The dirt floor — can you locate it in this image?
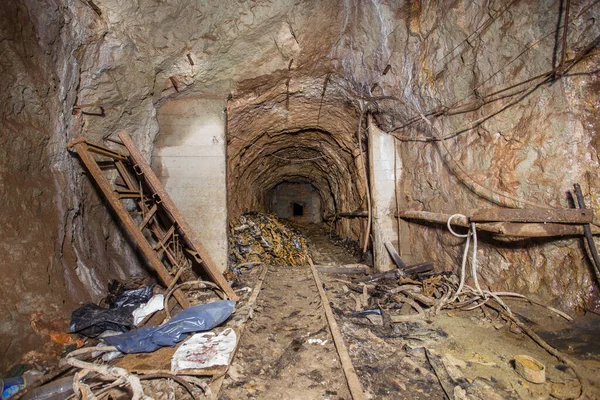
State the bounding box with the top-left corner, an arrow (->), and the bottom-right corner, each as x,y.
219,265 -> 351,399
220,222 -> 600,400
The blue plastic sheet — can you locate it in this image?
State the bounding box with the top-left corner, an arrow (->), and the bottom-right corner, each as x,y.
104,300 -> 236,353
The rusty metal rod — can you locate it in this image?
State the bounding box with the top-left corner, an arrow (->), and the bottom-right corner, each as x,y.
573,184 -> 600,284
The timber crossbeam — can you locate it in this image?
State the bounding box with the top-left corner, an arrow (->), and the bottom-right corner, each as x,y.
396,209 -> 599,238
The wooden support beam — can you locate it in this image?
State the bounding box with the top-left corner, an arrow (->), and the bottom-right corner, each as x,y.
117,131 -> 238,301
397,210 -> 600,237
470,208 -> 593,224
384,242 -> 407,269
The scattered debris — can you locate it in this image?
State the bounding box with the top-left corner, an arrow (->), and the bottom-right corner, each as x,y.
1,377 -> 26,399
307,338 -> 328,346
68,303 -> 135,337
315,263 -> 371,275
68,284 -> 154,337
104,300 -> 236,353
132,294 -> 165,325
229,213 -> 310,266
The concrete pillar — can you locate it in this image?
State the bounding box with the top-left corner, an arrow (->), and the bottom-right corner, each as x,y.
152,97 -> 229,271
368,115 -> 398,271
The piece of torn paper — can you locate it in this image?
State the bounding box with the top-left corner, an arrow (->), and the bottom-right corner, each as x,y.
171,328 -> 237,372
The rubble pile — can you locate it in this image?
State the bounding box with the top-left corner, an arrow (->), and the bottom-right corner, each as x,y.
229,213 -> 310,267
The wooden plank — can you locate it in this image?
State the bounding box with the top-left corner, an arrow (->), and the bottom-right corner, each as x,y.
384,241 -> 407,269
491,222 -> 600,237
315,265 -> 370,275
114,335 -> 228,377
470,208 -> 593,224
309,258 -> 366,400
70,141 -> 190,309
398,209 -> 600,237
425,348 -> 456,400
118,131 -> 238,301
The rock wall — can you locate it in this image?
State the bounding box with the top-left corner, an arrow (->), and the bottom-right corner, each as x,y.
0,0 -> 147,370
367,0 -> 600,312
269,183 -> 322,223
1,0 -> 598,370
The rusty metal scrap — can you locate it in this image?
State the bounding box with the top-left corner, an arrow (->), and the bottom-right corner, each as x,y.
67,132 -> 238,306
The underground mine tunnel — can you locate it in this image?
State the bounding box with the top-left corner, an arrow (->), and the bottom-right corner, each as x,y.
2,0 -> 600,398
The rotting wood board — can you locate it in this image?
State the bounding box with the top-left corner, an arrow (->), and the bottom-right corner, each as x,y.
113,339 -> 228,377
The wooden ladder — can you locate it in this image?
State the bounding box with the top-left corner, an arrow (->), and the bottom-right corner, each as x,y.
67,131 -> 238,308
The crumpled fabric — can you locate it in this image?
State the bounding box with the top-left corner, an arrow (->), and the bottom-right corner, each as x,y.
104,300 -> 236,353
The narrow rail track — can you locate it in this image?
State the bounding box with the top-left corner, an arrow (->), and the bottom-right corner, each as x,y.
219,265 -> 356,399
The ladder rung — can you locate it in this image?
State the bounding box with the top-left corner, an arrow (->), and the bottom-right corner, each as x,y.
115,189 -> 142,199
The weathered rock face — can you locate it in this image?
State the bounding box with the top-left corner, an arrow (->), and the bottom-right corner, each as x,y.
0,0 -> 147,370
0,0 -> 598,369
368,0 -> 600,313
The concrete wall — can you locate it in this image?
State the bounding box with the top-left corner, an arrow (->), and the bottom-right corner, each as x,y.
270,183 -> 322,223
152,97 -> 228,271
368,117 -> 398,272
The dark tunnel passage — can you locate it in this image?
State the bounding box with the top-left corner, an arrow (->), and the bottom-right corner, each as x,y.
268,182 -> 322,223
226,76 -> 369,242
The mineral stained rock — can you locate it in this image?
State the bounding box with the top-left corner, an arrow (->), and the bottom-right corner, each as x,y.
1,0 -> 599,370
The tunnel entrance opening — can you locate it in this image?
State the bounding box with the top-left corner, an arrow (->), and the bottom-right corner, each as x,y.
292,202 -> 304,217
225,82 -> 369,252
